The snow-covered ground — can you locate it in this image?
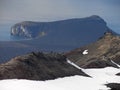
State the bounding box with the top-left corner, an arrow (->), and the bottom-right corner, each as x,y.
0,61 -> 120,90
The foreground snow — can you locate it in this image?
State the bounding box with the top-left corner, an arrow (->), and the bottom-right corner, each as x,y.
0,59 -> 120,90
0,66 -> 120,90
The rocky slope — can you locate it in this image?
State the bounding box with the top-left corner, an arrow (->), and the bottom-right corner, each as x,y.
66,32 -> 120,68
0,52 -> 88,80
116,73 -> 120,76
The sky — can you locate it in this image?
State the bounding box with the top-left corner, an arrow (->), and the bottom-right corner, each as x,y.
0,0 -> 120,33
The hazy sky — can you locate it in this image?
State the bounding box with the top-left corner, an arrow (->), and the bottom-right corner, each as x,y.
0,0 -> 120,33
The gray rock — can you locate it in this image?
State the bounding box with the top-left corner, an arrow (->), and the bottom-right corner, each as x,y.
0,52 -> 89,80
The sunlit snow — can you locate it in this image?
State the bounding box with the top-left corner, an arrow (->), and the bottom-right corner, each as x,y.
67,59 -> 82,70
82,50 -> 88,55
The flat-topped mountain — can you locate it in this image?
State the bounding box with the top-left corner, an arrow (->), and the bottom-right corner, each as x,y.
11,15 -> 110,39
66,32 -> 120,68
11,15 -> 116,46
0,52 -> 88,80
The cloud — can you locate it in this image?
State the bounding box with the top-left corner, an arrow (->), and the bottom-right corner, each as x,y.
0,0 -> 78,22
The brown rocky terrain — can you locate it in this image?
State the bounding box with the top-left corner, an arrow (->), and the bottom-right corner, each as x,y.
0,52 -> 88,80
66,32 -> 120,68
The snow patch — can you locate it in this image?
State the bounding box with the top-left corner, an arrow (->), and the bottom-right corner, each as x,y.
111,60 -> 120,68
67,59 -> 82,70
82,50 -> 88,55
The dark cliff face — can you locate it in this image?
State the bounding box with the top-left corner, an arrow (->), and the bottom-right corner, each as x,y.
65,32 -> 120,68
0,52 -> 88,80
11,15 -> 114,43
11,21 -> 44,38
11,15 -> 108,38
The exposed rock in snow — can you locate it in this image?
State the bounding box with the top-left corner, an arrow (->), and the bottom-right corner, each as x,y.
106,83 -> 120,90
65,32 -> 120,68
0,52 -> 88,80
0,55 -> 119,90
0,67 -> 120,90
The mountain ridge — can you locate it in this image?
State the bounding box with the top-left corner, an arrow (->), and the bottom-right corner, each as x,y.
11,15 -> 112,38
65,32 -> 120,68
0,52 -> 88,80
13,15 -> 105,25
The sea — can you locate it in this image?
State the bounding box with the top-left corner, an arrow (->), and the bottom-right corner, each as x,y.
0,25 -> 26,41
0,25 -> 12,41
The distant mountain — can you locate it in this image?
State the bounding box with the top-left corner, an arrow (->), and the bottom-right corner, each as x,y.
65,32 -> 120,68
0,52 -> 88,80
0,15 -> 118,63
11,15 -> 110,38
11,15 -> 116,47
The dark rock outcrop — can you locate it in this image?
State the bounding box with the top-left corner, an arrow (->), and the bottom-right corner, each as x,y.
116,73 -> 120,76
106,83 -> 120,90
0,52 -> 88,80
66,32 -> 120,68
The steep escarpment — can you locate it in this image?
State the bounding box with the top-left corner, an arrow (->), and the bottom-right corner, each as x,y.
11,15 -> 109,39
116,73 -> 120,76
0,52 -> 88,80
11,15 -> 115,45
66,32 -> 120,68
